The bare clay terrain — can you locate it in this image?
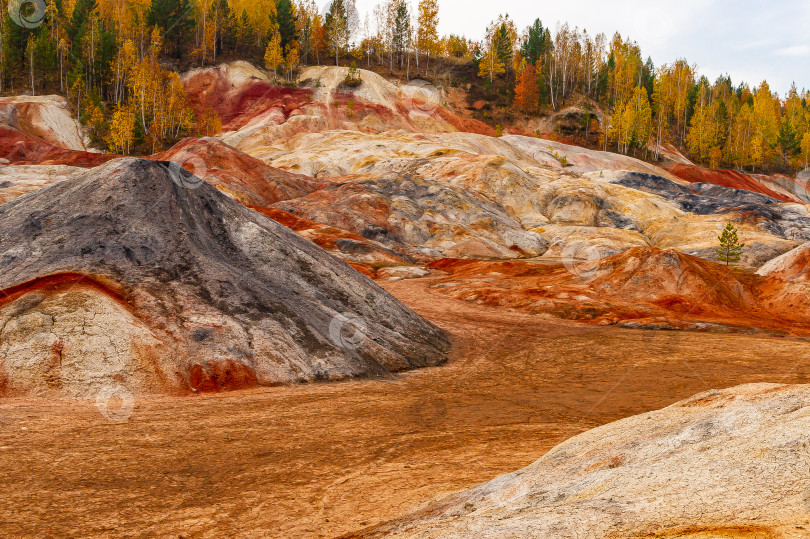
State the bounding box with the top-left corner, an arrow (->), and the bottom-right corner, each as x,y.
2,276 -> 809,538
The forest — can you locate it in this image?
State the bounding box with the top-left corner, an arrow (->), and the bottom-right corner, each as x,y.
2,0 -> 809,172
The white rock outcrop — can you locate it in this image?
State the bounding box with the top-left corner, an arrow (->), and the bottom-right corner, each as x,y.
368,383 -> 810,538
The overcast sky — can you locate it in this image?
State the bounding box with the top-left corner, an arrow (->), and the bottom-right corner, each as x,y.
352,0 -> 810,96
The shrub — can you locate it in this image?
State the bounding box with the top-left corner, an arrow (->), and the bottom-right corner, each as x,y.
344,61 -> 362,88
550,148 -> 570,167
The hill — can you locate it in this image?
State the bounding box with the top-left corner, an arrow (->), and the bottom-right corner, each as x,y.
0,158 -> 449,397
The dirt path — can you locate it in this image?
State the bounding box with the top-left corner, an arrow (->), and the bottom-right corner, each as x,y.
2,276 -> 810,538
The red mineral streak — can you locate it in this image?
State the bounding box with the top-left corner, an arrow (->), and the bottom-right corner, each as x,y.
0,272 -> 129,310
667,163 -> 794,202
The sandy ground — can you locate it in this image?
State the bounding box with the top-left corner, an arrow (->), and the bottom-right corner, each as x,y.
2,276 -> 810,538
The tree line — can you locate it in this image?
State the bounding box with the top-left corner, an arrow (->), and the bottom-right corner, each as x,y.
479,17 -> 810,173
0,0 -> 449,152
1,0 -> 809,173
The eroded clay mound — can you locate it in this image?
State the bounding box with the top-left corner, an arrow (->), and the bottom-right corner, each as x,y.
757,242 -> 810,282
0,95 -> 115,167
273,175 -> 548,260
260,130 -> 808,268
261,129 -> 683,182
297,65 -> 492,136
359,383 -> 810,538
0,158 -> 449,398
182,61 -> 315,133
426,247 -> 810,334
0,95 -> 92,151
0,123 -> 115,167
152,137 -> 329,206
192,62 -> 493,152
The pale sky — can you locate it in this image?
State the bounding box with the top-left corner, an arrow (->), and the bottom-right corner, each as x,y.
351,0 -> 810,96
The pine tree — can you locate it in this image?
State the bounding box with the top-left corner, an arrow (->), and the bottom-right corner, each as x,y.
275,0 -> 297,50
520,19 -> 545,65
146,0 -> 195,58
236,10 -> 252,52
715,222 -> 745,266
641,56 -> 655,98
69,0 -> 97,44
778,118 -> 800,161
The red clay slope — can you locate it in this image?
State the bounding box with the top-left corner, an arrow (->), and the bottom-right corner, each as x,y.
428,247 -> 810,334
183,69 -> 315,131
2,134 -> 328,208
667,163 -> 794,202
152,137 -> 329,206
0,126 -> 118,167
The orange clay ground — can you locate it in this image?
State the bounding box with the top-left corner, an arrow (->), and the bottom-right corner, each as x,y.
2,276 -> 810,538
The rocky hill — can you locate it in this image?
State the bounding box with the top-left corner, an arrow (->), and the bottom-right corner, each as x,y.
0,158 -> 449,398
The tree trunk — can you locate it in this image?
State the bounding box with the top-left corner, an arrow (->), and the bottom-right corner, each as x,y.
29,44 -> 35,96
